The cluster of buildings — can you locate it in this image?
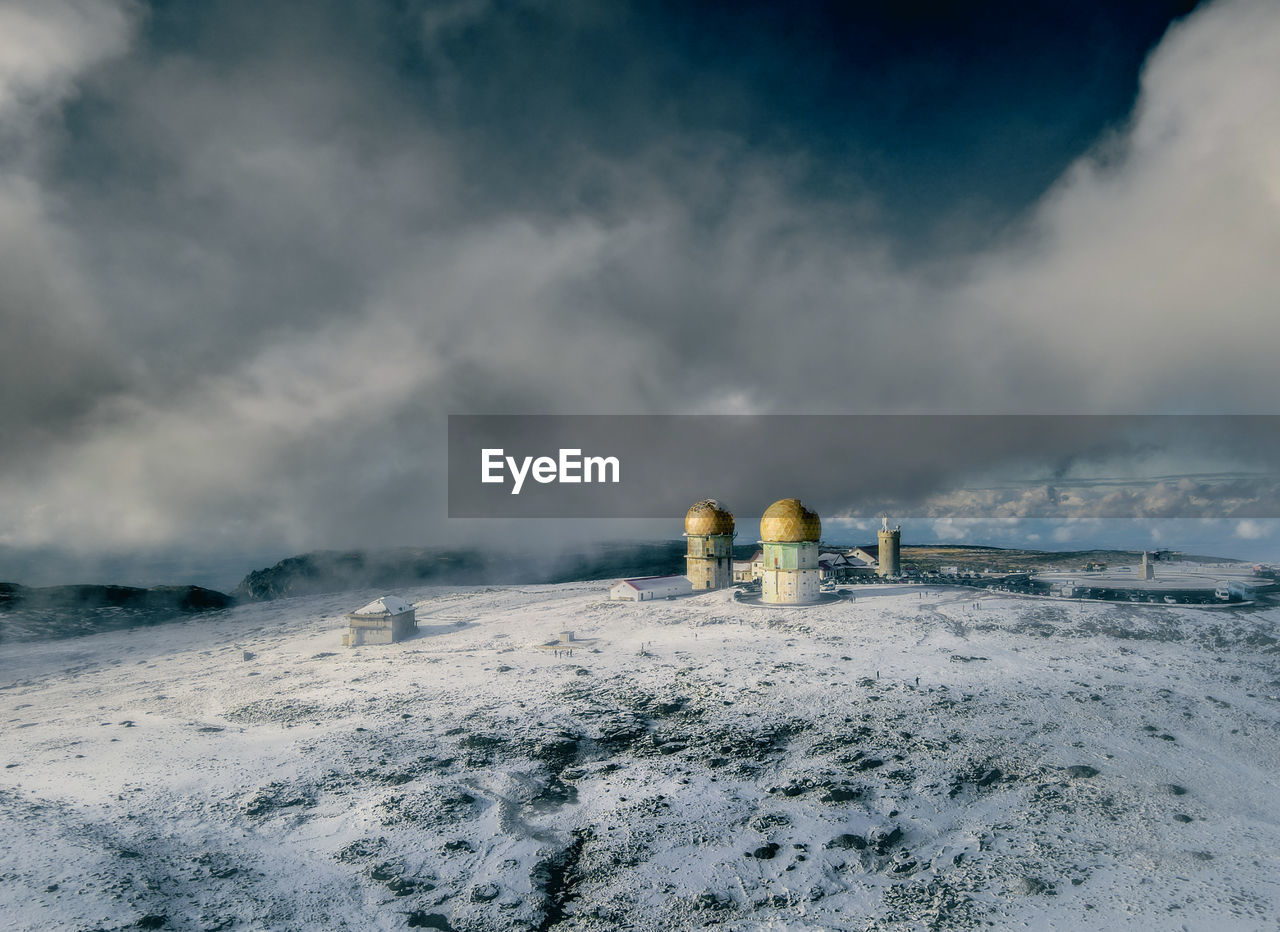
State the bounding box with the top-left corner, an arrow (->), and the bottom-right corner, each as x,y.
344,498 -> 904,644
610,498 -> 902,605
1033,552 -> 1273,604
340,514 -> 1276,645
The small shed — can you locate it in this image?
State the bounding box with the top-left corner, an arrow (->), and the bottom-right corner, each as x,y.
343,595 -> 417,646
536,630 -> 599,652
609,575 -> 693,601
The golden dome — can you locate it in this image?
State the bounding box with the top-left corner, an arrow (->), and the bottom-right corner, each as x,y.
760,498 -> 821,542
684,499 -> 735,536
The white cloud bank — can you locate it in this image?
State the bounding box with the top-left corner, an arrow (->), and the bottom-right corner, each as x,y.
0,0 -> 136,116
965,0 -> 1280,412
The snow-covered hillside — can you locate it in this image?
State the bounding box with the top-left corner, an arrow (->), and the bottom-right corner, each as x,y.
2,584 -> 1278,930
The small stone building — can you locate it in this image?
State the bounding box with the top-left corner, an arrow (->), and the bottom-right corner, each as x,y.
343,595 -> 417,646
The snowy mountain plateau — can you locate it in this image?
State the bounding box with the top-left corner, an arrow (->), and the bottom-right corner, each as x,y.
2,583 -> 1278,930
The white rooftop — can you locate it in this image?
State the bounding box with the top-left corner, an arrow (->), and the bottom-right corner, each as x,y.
618,575 -> 690,592
351,595 -> 415,616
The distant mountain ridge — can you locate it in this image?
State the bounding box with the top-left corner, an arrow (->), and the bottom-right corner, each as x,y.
232,542 -> 691,601
1,542 -> 1248,643
0,583 -> 234,643
0,583 -> 233,612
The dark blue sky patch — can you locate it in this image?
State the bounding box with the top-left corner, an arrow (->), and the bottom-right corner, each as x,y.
117,0 -> 1202,245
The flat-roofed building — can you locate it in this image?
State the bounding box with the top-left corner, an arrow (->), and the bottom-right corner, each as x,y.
609,575 -> 693,601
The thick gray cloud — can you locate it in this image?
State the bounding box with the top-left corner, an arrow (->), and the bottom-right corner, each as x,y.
1,0 -> 1277,563
0,0 -> 139,465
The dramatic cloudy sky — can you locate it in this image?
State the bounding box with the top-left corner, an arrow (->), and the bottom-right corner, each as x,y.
3,0 -> 1279,580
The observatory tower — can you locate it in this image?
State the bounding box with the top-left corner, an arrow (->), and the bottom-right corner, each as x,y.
877,515 -> 901,577
759,498 -> 822,604
684,500 -> 735,590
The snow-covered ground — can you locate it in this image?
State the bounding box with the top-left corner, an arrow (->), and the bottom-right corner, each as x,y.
2,584 -> 1278,931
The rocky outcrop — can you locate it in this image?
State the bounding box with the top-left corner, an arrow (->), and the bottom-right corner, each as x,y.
0,583 -> 233,642
232,541 -> 695,601
0,582 -> 232,613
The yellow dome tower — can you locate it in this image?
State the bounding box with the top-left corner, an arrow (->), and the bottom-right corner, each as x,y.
684,500 -> 735,590
759,498 -> 822,604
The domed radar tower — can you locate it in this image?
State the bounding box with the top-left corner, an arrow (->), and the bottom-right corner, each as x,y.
684,500 -> 736,590
877,515 -> 901,578
759,498 -> 822,604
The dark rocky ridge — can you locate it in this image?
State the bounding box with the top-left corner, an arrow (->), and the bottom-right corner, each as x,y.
0,583 -> 232,613
232,542 -> 692,601
0,583 -> 234,643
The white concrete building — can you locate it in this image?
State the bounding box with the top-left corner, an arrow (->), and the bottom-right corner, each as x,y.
609,575 -> 693,601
